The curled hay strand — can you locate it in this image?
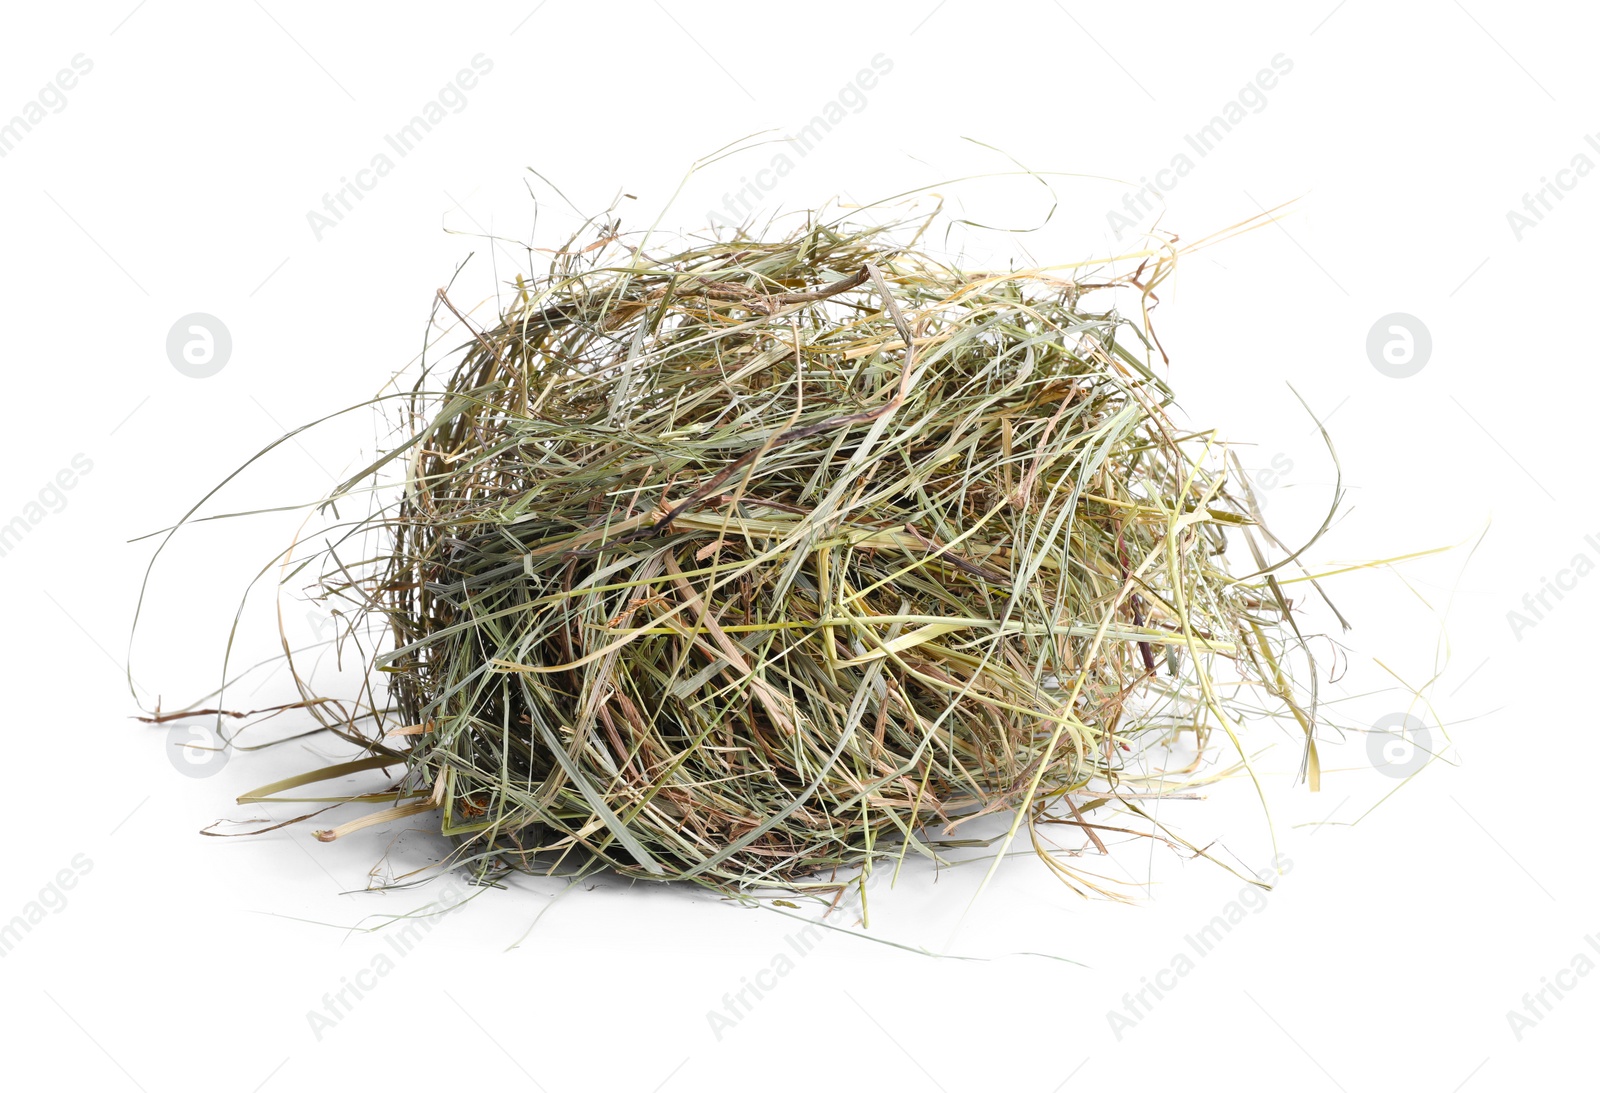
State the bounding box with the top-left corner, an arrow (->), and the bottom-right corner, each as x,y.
190,215 -> 1327,895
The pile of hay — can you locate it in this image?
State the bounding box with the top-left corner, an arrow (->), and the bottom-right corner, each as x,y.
217,212 -> 1318,895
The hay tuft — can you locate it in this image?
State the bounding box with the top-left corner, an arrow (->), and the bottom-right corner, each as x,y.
173,209 -> 1330,898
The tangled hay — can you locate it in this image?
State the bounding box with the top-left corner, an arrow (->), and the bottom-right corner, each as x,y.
183,209 -> 1328,898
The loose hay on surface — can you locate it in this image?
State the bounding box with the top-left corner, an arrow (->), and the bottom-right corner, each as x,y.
160,208 -> 1330,899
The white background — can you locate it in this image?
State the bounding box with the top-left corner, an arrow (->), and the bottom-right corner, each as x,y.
0,2 -> 1591,1090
